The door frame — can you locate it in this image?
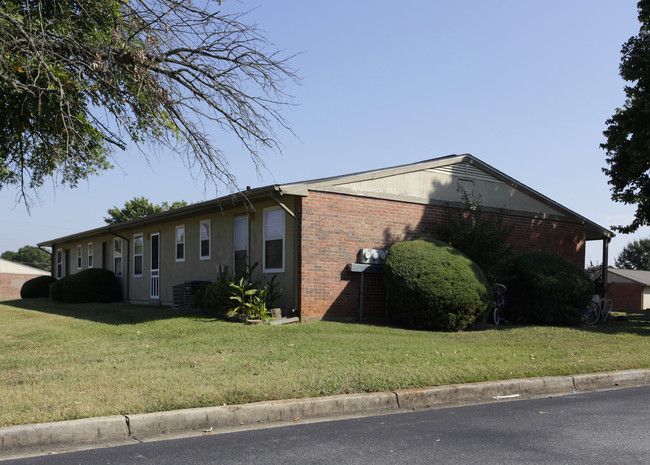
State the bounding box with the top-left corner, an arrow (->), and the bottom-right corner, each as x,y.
150,233 -> 160,299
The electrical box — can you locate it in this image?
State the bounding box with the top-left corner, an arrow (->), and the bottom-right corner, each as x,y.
358,248 -> 387,265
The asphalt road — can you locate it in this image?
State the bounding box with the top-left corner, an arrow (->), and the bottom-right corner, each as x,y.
4,385 -> 650,465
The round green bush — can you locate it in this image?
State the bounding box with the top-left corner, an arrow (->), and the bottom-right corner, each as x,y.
504,251 -> 594,326
384,238 -> 491,331
50,277 -> 66,301
20,275 -> 56,298
62,268 -> 122,303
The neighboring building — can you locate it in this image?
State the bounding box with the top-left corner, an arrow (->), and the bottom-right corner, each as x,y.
606,268 -> 650,311
38,154 -> 613,321
0,258 -> 50,299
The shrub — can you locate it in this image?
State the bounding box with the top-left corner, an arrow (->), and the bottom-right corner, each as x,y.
384,238 -> 491,331
20,275 -> 56,298
504,251 -> 594,326
192,278 -> 232,317
192,266 -> 283,321
50,277 -> 66,301
61,268 -> 122,303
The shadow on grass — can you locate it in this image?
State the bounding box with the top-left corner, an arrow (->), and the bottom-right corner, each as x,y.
583,311 -> 650,337
465,310 -> 650,336
1,298 -> 215,325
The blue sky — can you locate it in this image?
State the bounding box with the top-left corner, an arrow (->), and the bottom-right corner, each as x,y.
1,0 -> 646,266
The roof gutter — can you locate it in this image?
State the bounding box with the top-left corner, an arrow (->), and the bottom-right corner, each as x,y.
38,186 -> 280,248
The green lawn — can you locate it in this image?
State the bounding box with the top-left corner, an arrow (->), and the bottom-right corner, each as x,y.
1,298 -> 649,427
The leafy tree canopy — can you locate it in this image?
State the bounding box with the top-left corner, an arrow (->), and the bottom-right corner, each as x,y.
1,245 -> 51,271
614,238 -> 650,270
104,196 -> 187,224
602,0 -> 650,233
438,191 -> 513,282
0,0 -> 296,206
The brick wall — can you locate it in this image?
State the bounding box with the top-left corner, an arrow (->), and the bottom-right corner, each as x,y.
0,273 -> 44,299
297,191 -> 588,322
606,283 -> 643,310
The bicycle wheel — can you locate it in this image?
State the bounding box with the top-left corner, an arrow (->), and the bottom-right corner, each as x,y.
582,301 -> 600,325
493,306 -> 501,326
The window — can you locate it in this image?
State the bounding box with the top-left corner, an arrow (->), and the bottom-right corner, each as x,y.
233,216 -> 249,275
87,243 -> 94,268
263,208 -> 284,272
175,225 -> 185,262
76,245 -> 82,269
114,238 -> 122,276
199,220 -> 211,260
133,234 -> 144,276
56,249 -> 63,279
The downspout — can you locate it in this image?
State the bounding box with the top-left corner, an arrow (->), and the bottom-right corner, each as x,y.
38,246 -> 52,276
271,190 -> 300,319
109,229 -> 130,302
271,192 -> 295,218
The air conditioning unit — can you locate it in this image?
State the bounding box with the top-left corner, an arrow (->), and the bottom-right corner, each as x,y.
358,248 -> 387,265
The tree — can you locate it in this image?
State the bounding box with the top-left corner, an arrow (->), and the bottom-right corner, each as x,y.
614,238 -> 650,270
104,196 -> 187,224
0,1 -> 296,205
438,191 -> 513,282
585,261 -> 605,295
602,0 -> 650,233
1,245 -> 51,271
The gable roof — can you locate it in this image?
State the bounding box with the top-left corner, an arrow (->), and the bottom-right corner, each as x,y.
0,258 -> 50,276
607,268 -> 650,286
38,153 -> 613,247
279,154 -> 613,241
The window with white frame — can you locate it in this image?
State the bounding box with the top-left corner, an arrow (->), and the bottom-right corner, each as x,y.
56,249 -> 63,279
87,243 -> 94,268
76,245 -> 82,269
233,216 -> 249,275
133,234 -> 144,276
114,238 -> 122,276
175,225 -> 185,262
263,207 -> 284,272
199,220 -> 211,260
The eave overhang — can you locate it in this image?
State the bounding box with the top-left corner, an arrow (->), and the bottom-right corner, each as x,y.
38,185 -> 281,247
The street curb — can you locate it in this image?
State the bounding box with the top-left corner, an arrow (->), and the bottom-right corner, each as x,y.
126,391 -> 398,437
394,375 -> 575,409
0,415 -> 128,453
2,368 -> 649,453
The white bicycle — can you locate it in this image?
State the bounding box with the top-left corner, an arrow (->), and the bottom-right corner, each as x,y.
582,298 -> 614,325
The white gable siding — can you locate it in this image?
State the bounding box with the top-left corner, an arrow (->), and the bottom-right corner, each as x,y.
319,163 -> 563,217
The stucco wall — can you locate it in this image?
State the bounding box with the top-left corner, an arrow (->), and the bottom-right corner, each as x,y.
297,191 -> 587,322
48,199 -> 296,310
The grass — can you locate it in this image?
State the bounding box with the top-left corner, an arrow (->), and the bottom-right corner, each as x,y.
1,298 -> 649,427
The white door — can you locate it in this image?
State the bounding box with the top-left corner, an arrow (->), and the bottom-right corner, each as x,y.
150,233 -> 160,299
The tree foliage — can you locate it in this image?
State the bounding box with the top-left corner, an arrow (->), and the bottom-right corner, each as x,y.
104,196 -> 187,224
602,0 -> 650,233
0,0 -> 296,204
614,238 -> 650,270
438,191 -> 513,282
1,245 -> 51,271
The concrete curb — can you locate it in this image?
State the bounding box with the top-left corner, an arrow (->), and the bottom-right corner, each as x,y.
2,368 -> 649,453
0,415 -> 128,453
126,391 -> 398,438
394,375 -> 575,409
